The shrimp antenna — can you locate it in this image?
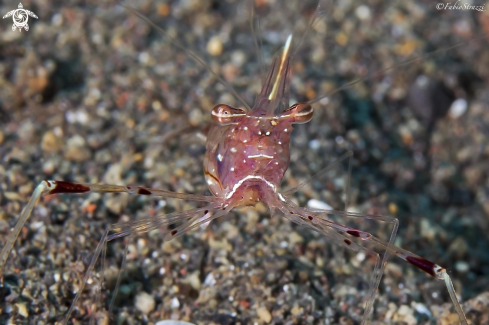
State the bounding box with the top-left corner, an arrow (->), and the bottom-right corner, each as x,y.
269,34 -> 293,101
237,0 -> 265,79
307,35 -> 485,105
292,0 -> 332,59
117,1 -> 251,112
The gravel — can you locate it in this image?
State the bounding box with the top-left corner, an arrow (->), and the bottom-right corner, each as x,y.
0,0 -> 488,324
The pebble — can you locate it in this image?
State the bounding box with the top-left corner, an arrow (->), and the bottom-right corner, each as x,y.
138,51 -> 153,65
84,89 -> 101,107
171,297 -> 180,309
162,240 -> 181,254
309,139 -> 320,150
4,192 -> 24,201
388,202 -> 398,215
355,5 -> 371,20
355,252 -> 366,263
307,199 -> 333,210
15,303 -> 28,318
18,182 -> 33,196
231,50 -> 247,67
288,231 -> 304,246
448,98 -> 467,119
291,303 -> 300,316
41,131 -> 62,152
204,272 -> 216,286
135,291 -> 155,315
196,287 -> 217,303
397,305 -> 411,316
18,120 -> 36,142
183,271 -> 201,290
448,236 -> 468,258
66,109 -> 90,125
103,163 -> 123,185
188,108 -> 204,127
207,36 -> 223,56
398,125 -> 413,146
51,13 -> 63,26
209,237 -> 232,252
6,148 -> 30,164
221,221 -> 239,239
455,260 -> 469,273
420,219 -> 436,240
413,303 -> 431,317
64,135 -> 91,162
256,306 -> 272,323
157,3 -> 170,17
42,159 -> 56,174
385,263 -> 403,278
386,304 -> 417,325
222,62 -> 239,81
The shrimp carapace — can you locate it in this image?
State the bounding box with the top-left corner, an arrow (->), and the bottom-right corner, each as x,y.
204,36 -> 313,207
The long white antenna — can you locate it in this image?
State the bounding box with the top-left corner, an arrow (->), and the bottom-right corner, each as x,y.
269,34 -> 293,100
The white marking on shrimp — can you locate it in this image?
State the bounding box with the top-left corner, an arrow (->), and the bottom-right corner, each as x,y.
225,175 -> 277,199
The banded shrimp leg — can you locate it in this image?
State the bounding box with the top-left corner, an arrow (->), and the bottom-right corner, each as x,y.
0,181 -> 232,322
63,195 -> 237,324
277,150 -> 395,323
0,181 -> 214,277
273,135 -> 466,323
271,191 -> 467,324
0,179 -> 237,323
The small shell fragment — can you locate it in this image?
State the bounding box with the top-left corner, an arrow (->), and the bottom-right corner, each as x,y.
307,199 -> 333,211
135,291 -> 155,314
448,98 -> 467,119
207,36 -> 223,56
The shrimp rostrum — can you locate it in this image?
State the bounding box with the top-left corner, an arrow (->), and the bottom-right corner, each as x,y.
0,1 -> 471,324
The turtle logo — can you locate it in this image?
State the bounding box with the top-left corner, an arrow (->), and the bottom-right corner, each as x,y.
2,3 -> 38,32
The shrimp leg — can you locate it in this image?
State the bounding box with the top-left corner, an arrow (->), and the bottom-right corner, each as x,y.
273,194 -> 467,324
272,194 -> 396,323
0,180 -> 217,278
64,201 -> 234,324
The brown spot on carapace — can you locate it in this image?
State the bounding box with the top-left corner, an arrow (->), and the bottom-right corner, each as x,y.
204,210 -> 209,215
171,229 -> 178,236
344,239 -> 352,246
406,256 -> 436,277
307,215 -> 313,221
137,188 -> 151,195
346,230 -> 361,238
48,181 -> 90,194
204,171 -> 223,188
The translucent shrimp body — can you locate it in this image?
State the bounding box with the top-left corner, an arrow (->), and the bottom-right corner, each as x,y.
204,109 -> 294,205
204,35 -> 313,206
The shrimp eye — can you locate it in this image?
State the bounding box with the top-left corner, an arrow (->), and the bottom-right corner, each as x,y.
281,102 -> 313,124
211,104 -> 246,125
